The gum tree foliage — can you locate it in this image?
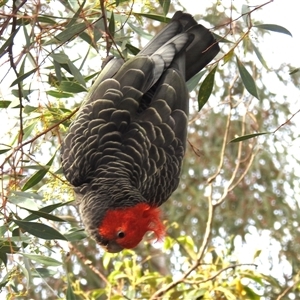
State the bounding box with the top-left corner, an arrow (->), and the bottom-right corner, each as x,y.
0,0 -> 299,299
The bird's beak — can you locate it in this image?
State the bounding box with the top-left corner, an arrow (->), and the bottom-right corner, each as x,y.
103,240 -> 124,253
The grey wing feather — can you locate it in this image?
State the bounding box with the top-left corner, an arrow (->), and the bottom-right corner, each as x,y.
61,11 -> 220,207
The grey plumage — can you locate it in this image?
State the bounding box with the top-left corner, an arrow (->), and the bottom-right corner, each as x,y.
61,11 -> 219,251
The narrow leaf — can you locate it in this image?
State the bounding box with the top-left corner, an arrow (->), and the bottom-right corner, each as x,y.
186,70 -> 206,92
159,0 -> 170,15
197,65 -> 217,111
23,208 -> 66,222
223,49 -> 234,65
46,90 -> 74,98
21,253 -> 62,266
125,43 -> 140,55
33,268 -> 57,278
8,195 -> 40,210
64,228 -> 86,241
0,27 -> 20,59
22,153 -> 56,191
0,241 -> 19,266
10,68 -> 38,87
212,33 -> 233,44
241,5 -> 251,26
56,23 -> 87,42
66,275 -> 81,300
24,201 -> 72,222
229,132 -> 269,143
289,68 -> 300,75
59,81 -> 87,93
252,43 -> 268,69
0,100 -> 11,108
109,11 -> 115,37
0,148 -> 10,154
236,57 -> 260,99
254,24 -> 292,37
41,201 -> 73,213
127,22 -> 153,40
134,13 -> 170,23
13,220 -> 67,240
23,122 -> 37,141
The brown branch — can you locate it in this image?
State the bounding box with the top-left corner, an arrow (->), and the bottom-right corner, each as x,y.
68,242 -> 110,284
276,282 -> 298,300
68,243 -> 132,299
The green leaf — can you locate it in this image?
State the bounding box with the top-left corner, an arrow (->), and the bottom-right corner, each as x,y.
21,253 -> 62,266
46,90 -> 74,98
51,52 -> 69,64
0,27 -> 20,58
223,49 -> 234,65
197,65 -> 217,111
13,220 -> 67,240
56,22 -> 87,42
186,70 -> 206,92
32,268 -> 57,278
127,22 -> 153,40
241,4 -> 251,26
229,132 -> 270,143
64,228 -> 86,241
45,23 -> 87,45
59,81 -> 87,93
159,0 -> 170,15
23,105 -> 38,114
66,275 -> 81,300
125,43 -> 140,55
0,269 -> 14,288
8,192 -> 41,210
25,201 -> 72,222
0,241 -> 19,266
67,61 -> 86,86
236,57 -> 260,99
37,16 -> 57,25
11,89 -> 34,99
212,33 -> 233,44
0,100 -> 11,108
23,122 -> 37,141
289,68 -> 300,75
109,11 -> 115,37
10,68 -> 38,87
134,13 -> 170,23
0,148 -> 10,154
254,24 -> 292,37
22,153 -> 56,191
22,208 -> 66,222
252,43 -> 268,69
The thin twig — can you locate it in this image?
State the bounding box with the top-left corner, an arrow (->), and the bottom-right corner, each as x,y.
276,282 -> 297,300
0,107 -> 80,170
150,195 -> 214,299
273,108 -> 300,134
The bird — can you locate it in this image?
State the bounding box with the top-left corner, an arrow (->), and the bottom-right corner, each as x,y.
61,11 -> 220,253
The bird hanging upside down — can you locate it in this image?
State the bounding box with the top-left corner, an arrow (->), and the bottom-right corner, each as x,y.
61,11 -> 220,253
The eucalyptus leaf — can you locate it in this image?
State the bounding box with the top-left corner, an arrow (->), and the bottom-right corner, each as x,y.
13,220 -> 67,240
229,132 -> 270,143
236,57 -> 260,100
21,253 -> 62,266
254,24 -> 292,37
198,65 -> 218,111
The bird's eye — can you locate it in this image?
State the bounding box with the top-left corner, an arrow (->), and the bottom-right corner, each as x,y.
117,231 -> 125,239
